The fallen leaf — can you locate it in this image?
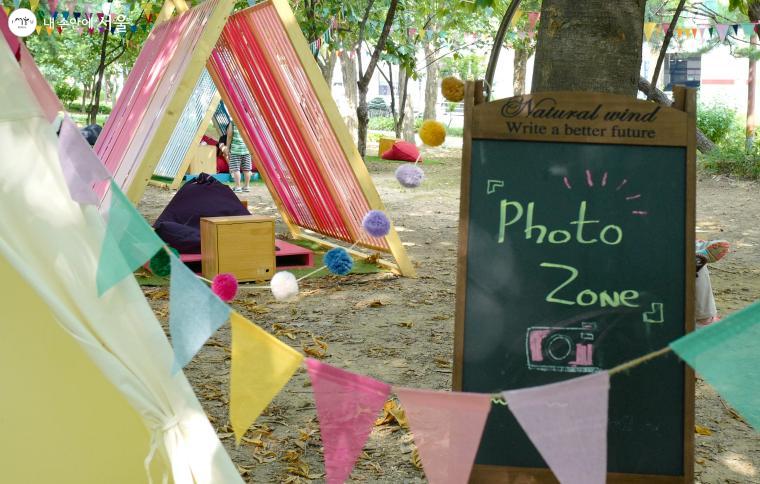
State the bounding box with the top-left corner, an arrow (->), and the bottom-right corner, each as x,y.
695,425 -> 713,436
302,336 -> 329,359
375,399 -> 408,429
411,447 -> 423,469
434,356 -> 452,368
147,288 -> 169,300
398,321 -> 413,328
431,314 -> 449,321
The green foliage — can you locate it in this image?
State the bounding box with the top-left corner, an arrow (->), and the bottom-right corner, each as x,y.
368,116 -> 396,131
54,83 -> 81,107
67,103 -> 113,114
697,102 -> 739,144
440,53 -> 487,81
701,134 -> 760,179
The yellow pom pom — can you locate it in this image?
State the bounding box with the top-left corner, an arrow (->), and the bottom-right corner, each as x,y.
419,120 -> 446,147
441,76 -> 465,102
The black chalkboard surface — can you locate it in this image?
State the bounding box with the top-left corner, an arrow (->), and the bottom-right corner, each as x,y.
454,86 -> 696,483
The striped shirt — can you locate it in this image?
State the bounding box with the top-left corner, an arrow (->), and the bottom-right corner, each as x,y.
229,122 -> 250,156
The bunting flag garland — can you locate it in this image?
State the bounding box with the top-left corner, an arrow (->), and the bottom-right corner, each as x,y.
528,11 -> 540,32
716,23 -> 730,41
510,8 -> 522,27
168,254 -> 231,373
3,6 -> 9,15
229,312 -> 303,443
671,301 -> 760,430
644,22 -> 656,41
306,359 -> 391,484
13,0 -> 20,9
502,372 -> 610,484
709,26 -> 715,38
661,22 -> 670,34
57,116 -> 111,204
394,388 -> 492,484
48,0 -> 58,12
95,180 -> 164,295
30,0 -> 40,11
742,23 -> 755,38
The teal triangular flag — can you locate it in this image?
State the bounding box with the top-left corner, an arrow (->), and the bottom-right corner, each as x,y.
743,23 -> 755,39
169,255 -> 231,373
670,300 -> 760,430
96,180 -> 164,295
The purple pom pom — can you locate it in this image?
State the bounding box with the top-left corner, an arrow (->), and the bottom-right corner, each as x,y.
211,273 -> 238,302
362,210 -> 391,238
395,163 -> 424,188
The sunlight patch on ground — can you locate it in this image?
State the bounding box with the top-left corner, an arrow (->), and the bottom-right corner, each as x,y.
719,452 -> 757,478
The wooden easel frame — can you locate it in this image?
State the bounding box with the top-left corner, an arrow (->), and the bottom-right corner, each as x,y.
206,0 -> 415,277
122,0 -> 235,203
454,81 -> 696,483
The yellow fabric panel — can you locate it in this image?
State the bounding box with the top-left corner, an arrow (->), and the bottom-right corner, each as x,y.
0,255 -> 168,483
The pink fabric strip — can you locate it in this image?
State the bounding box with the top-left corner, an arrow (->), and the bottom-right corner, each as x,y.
94,0 -> 219,203
249,6 -> 390,251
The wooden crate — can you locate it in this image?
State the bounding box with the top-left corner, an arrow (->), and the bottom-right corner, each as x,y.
188,144 -> 217,174
200,215 -> 275,282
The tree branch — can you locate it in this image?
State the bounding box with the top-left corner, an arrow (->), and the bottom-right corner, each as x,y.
638,76 -> 715,153
358,0 -> 399,90
649,0 -> 687,99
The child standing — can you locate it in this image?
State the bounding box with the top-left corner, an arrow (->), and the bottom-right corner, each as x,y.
226,120 -> 252,192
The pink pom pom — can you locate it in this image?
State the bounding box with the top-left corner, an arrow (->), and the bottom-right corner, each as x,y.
212,273 -> 238,302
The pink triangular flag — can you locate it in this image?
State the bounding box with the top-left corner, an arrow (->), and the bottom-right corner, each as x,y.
48,0 -> 58,12
716,24 -> 730,41
503,372 -> 610,484
58,117 -> 111,204
395,388 -> 491,484
306,359 -> 390,484
528,11 -> 540,32
661,23 -> 670,34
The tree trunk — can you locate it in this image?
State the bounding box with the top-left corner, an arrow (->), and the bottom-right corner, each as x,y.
356,0 -> 399,157
513,46 -> 529,95
395,67 -> 411,139
531,0 -> 646,95
746,5 -> 760,151
357,86 -> 369,157
320,49 -> 338,84
402,87 -> 415,142
89,28 -> 110,125
81,83 -> 87,114
423,39 -> 438,120
340,51 -> 358,140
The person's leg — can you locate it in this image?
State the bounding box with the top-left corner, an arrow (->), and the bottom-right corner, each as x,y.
242,155 -> 252,191
229,154 -> 242,191
695,266 -> 718,328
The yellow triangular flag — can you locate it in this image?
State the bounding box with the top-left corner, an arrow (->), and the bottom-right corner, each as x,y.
510,8 -> 523,28
3,6 -> 9,15
30,0 -> 39,11
643,22 -> 656,41
35,25 -> 42,34
230,312 -> 303,444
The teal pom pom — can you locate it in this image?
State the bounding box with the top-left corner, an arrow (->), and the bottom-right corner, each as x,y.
149,247 -> 179,277
324,247 -> 353,275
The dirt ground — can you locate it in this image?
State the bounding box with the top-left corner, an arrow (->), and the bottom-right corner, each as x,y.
138,143 -> 760,483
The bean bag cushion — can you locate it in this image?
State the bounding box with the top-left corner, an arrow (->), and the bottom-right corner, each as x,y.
381,140 -> 421,163
153,173 -> 249,253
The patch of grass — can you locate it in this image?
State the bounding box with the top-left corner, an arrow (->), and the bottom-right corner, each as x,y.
700,127 -> 760,179
364,155 -> 443,165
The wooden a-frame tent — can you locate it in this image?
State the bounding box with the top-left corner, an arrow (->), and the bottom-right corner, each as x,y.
95,0 -> 415,277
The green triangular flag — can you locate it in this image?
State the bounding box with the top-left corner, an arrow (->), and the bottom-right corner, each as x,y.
96,180 -> 164,295
742,23 -> 755,39
670,300 -> 760,430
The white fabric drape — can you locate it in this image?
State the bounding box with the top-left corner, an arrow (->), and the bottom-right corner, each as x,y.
0,38 -> 242,484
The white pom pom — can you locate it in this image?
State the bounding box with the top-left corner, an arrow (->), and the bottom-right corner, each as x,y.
271,271 -> 299,300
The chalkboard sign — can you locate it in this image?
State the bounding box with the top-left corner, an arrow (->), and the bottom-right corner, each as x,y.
454,85 -> 696,483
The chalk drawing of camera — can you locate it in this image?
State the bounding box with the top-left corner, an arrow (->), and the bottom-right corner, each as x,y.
526,322 -> 599,373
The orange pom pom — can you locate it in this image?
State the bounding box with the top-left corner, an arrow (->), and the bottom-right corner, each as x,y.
419,120 -> 446,147
441,76 -> 465,102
